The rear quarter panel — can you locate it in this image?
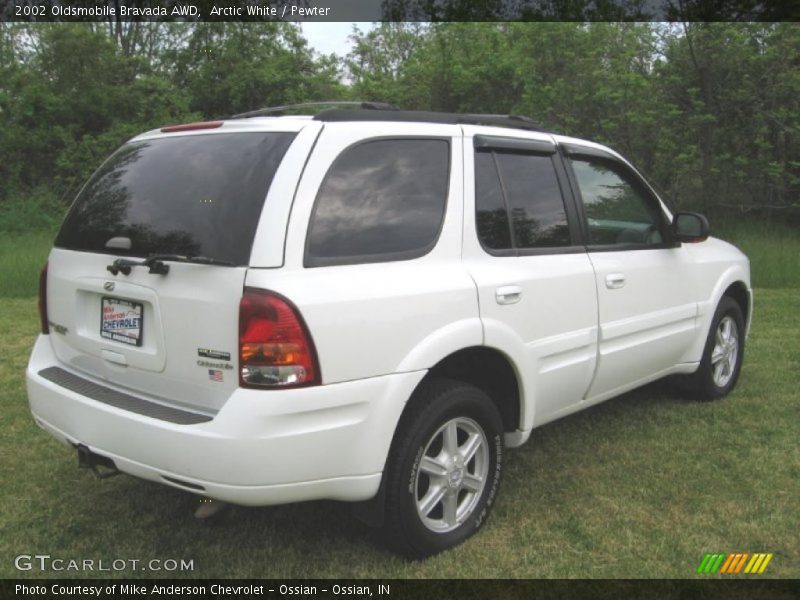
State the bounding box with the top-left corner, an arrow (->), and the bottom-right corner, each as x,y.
245,123 -> 483,384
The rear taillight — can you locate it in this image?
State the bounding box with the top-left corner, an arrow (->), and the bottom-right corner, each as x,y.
38,262 -> 49,334
238,288 -> 320,388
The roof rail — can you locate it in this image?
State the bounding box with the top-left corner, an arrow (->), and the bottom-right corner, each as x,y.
230,101 -> 399,119
465,113 -> 540,125
312,109 -> 550,133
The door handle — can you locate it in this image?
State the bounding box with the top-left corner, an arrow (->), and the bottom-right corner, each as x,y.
605,273 -> 626,289
495,285 -> 522,305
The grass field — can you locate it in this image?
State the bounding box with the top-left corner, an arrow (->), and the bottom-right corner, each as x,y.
712,220 -> 800,289
1,223 -> 798,577
0,230 -> 55,298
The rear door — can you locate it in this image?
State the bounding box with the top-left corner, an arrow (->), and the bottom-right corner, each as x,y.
462,128 -> 599,428
46,124 -> 311,412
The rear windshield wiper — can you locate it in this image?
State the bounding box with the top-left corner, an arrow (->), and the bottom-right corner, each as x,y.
107,254 -> 233,276
146,254 -> 234,267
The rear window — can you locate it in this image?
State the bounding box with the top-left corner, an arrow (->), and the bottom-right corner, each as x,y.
55,132 -> 296,266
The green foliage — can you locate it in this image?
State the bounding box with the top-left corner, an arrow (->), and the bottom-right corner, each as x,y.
0,188 -> 63,233
346,23 -> 429,107
1,23 -> 797,230
169,23 -> 345,117
652,23 -> 800,217
347,23 -> 799,221
1,25 -> 195,203
0,23 -> 343,215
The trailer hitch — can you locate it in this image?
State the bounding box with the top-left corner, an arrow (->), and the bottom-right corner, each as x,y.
76,444 -> 120,479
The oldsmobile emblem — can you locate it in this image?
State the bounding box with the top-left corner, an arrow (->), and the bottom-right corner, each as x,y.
104,281 -> 115,292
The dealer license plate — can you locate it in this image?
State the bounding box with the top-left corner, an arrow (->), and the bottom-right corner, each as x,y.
100,297 -> 143,346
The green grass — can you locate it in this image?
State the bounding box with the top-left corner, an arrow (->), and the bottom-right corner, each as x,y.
0,230 -> 55,298
0,222 -> 797,577
713,221 -> 800,289
1,288 -> 797,578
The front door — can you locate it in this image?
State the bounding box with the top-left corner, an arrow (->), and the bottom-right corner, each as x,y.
562,145 -> 698,402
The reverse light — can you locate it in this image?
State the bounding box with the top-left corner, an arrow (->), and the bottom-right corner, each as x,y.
238,288 -> 320,388
38,262 -> 49,334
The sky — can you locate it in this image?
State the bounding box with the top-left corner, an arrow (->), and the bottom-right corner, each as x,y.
300,22 -> 375,58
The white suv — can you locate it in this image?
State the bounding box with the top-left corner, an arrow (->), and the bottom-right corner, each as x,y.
26,104 -> 752,558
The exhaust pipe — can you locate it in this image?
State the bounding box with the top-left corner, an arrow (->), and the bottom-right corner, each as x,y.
76,444 -> 120,479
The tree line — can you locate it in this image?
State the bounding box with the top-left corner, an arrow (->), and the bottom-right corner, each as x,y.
0,22 -> 797,229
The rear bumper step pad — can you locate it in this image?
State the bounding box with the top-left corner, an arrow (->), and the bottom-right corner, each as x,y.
37,366 -> 213,425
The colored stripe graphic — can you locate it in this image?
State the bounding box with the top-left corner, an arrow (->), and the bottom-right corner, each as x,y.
710,554 -> 725,573
719,553 -> 736,574
758,554 -> 774,574
697,554 -> 711,573
745,554 -> 761,573
733,553 -> 750,574
699,552 -> 774,575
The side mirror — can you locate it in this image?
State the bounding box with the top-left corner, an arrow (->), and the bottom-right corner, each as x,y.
673,212 -> 710,243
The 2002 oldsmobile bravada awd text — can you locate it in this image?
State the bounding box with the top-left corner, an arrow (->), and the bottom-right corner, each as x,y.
26,104 -> 751,558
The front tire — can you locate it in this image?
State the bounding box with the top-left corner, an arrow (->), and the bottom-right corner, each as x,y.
381,378 -> 504,559
688,296 -> 745,400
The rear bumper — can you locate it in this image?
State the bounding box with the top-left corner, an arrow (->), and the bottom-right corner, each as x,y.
26,335 -> 425,506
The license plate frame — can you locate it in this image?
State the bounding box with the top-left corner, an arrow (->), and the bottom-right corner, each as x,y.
100,297 -> 143,347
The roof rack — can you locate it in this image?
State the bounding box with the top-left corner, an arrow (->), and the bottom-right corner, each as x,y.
312,109 -> 550,133
230,101 -> 399,119
227,102 -> 550,134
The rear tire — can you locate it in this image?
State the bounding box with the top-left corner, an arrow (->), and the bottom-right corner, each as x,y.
685,296 -> 745,400
381,378 -> 504,559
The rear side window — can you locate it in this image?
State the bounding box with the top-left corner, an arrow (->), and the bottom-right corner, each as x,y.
475,149 -> 571,252
55,132 -> 296,266
305,138 -> 450,267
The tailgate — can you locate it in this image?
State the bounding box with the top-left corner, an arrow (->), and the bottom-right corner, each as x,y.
44,128 -> 300,412
47,248 -> 244,412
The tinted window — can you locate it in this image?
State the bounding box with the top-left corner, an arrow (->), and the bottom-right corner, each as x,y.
475,150 -> 571,250
55,133 -> 295,266
475,152 -> 512,250
306,139 -> 449,265
571,157 -> 665,246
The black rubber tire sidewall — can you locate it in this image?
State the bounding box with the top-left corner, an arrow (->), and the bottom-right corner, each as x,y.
382,379 -> 504,559
694,296 -> 745,400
